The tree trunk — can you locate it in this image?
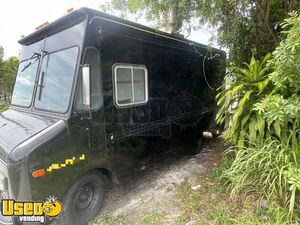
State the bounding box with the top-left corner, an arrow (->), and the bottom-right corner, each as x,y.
168,1 -> 183,34
254,0 -> 277,57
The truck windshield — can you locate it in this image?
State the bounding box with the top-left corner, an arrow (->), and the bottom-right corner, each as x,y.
35,47 -> 78,113
11,57 -> 39,107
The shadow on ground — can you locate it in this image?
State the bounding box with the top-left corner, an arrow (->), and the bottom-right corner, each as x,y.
92,135 -> 225,225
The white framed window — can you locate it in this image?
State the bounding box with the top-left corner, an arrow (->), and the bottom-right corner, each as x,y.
113,64 -> 148,107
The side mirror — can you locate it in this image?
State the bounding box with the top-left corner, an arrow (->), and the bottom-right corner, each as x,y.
81,65 -> 91,107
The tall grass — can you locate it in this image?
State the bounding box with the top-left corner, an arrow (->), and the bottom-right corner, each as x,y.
223,132 -> 300,221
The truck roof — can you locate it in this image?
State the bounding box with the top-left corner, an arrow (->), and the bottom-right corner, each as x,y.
19,7 -> 225,54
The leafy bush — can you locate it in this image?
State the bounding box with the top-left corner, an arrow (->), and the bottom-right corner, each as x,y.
217,13 -> 300,222
259,15 -> 300,218
254,94 -> 300,141
216,54 -> 273,148
269,13 -> 300,97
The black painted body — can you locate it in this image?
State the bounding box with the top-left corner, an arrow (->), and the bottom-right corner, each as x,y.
0,8 -> 225,225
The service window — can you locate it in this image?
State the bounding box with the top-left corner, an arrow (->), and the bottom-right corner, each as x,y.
113,64 -> 148,107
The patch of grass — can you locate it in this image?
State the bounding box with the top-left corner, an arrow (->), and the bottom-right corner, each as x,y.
209,157 -> 232,180
175,214 -> 188,225
175,159 -> 295,225
141,211 -> 165,225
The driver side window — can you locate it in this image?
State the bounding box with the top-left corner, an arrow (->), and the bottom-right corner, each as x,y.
75,47 -> 103,112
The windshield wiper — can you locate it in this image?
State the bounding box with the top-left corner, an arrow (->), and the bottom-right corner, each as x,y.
37,52 -> 49,101
37,71 -> 45,100
21,52 -> 41,72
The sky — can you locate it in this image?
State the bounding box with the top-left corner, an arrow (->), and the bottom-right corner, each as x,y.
0,0 -> 215,59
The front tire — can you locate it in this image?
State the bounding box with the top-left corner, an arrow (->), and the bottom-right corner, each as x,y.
60,171 -> 105,225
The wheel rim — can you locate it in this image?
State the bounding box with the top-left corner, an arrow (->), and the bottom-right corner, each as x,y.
74,184 -> 95,210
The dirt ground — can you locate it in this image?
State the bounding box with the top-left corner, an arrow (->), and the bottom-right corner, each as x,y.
92,135 -> 225,225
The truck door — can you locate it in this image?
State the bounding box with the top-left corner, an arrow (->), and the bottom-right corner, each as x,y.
72,47 -> 107,161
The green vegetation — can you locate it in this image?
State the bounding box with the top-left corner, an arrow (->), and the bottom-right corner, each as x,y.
217,14 -> 300,222
141,211 -> 166,225
0,45 -> 18,106
224,140 -> 292,212
216,53 -> 273,148
91,214 -> 125,225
